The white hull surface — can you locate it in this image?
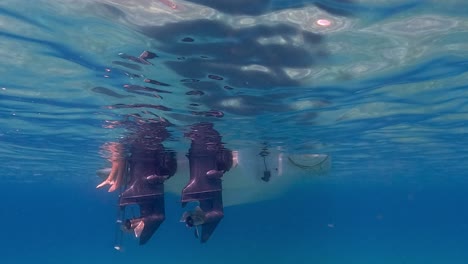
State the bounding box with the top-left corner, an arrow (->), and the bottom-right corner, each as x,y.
165,149 -> 331,207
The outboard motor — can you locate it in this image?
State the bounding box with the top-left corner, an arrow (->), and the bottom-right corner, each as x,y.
119,148 -> 177,245
117,121 -> 177,246
181,123 -> 232,243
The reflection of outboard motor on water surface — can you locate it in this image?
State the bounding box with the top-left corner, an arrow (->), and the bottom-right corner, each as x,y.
118,146 -> 177,245
181,123 -> 233,243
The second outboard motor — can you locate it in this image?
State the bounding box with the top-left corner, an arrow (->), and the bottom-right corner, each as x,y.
181,123 -> 233,243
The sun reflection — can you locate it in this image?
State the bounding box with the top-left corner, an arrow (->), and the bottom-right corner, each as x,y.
316,19 -> 331,27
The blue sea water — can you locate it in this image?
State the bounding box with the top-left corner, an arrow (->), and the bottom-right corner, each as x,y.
1,0 -> 468,263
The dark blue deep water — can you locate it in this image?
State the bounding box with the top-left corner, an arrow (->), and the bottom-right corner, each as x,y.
1,1 -> 468,263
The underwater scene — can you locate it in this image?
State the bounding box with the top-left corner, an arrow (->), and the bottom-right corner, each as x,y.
1,0 -> 468,263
